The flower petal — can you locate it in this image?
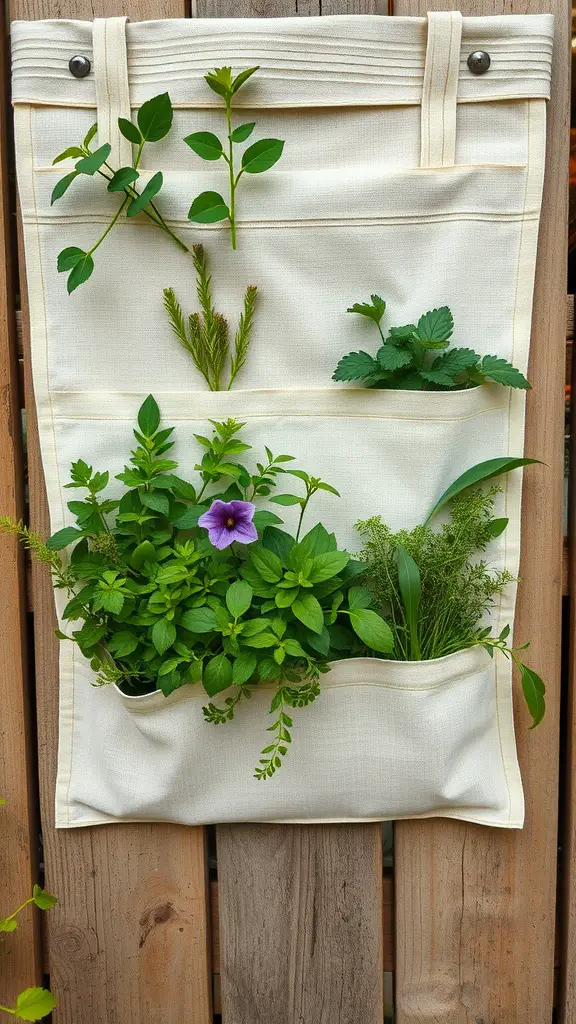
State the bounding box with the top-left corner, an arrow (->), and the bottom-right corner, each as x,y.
198,499 -> 229,530
228,499 -> 256,522
231,520 -> 258,544
208,526 -> 235,550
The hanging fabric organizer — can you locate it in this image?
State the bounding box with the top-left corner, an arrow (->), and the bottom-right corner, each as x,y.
12,12 -> 553,828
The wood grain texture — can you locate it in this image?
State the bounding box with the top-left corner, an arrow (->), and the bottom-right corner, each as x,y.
393,0 -> 569,1021
0,9 -> 42,1007
9,1 -> 212,1022
217,824 -> 384,1024
194,0 -> 380,17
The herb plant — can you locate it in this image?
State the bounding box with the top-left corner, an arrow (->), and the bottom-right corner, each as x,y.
52,93 -> 190,293
163,244 -> 257,389
357,460 -> 545,727
0,802 -> 57,1021
333,296 -> 531,391
0,397 -> 392,778
185,66 -> 285,249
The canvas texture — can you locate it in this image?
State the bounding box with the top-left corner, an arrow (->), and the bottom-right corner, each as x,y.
11,12 -> 553,828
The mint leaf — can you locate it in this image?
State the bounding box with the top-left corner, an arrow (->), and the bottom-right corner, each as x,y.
46,526 -> 83,550
151,618 -> 176,656
203,654 -> 232,696
332,351 -> 380,382
348,608 -> 393,653
376,345 -> 413,371
478,355 -> 531,390
415,306 -> 454,346
180,607 -> 219,633
138,394 -> 160,436
226,580 -> 252,619
347,294 -> 386,323
292,593 -> 324,634
232,652 -> 257,685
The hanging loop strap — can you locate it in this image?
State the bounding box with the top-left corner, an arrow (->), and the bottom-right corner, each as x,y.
92,18 -> 132,169
420,11 -> 463,168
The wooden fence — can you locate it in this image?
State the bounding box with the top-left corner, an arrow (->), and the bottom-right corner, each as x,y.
0,0 -> 570,1021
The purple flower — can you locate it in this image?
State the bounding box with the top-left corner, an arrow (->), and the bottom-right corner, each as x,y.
198,499 -> 258,550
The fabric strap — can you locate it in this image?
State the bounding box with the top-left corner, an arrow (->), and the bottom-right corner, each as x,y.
92,17 -> 132,169
420,11 -> 463,168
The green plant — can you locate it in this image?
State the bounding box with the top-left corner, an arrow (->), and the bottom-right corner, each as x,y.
0,397 -> 391,778
356,459 -> 545,727
163,244 -> 257,390
333,296 -> 531,391
0,803 -> 57,1021
185,67 -> 284,249
52,93 -> 189,292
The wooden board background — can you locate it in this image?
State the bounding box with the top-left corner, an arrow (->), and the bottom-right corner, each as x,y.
1,0 -> 569,1021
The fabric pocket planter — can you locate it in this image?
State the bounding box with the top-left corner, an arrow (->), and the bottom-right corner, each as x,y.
60,647 -> 522,828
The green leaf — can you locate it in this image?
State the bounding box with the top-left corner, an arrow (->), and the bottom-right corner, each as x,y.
32,885 -> 57,911
296,523 -> 337,561
415,306 -> 454,346
107,166 -> 139,192
67,254 -> 94,293
203,653 -> 232,696
347,295 -> 386,322
425,457 -> 541,524
180,606 -> 219,633
478,355 -> 531,390
519,662 -> 546,728
160,669 -> 185,697
486,517 -> 509,539
184,131 -> 223,160
388,324 -> 417,342
83,123 -> 98,148
315,481 -> 340,497
226,580 -> 252,619
188,190 -> 229,224
204,66 -> 233,98
284,638 -> 308,659
53,146 -> 85,164
426,347 -> 480,382
75,143 -> 112,175
131,540 -> 157,569
241,631 -> 278,648
348,608 -> 393,654
230,122 -> 256,142
138,394 -> 160,436
249,546 -> 283,583
140,491 -> 169,516
241,138 -> 284,174
118,117 -> 142,145
262,526 -> 294,564
376,345 -> 413,371
231,67 -> 260,95
152,617 -> 176,655
137,92 -> 173,142
253,510 -> 283,529
57,247 -> 86,272
332,351 -> 380,383
308,550 -> 349,583
269,494 -> 302,507
13,987 -> 57,1021
127,171 -> 163,217
232,652 -> 257,685
174,505 -> 208,530
395,545 -> 421,659
108,631 -> 139,657
51,171 -> 79,204
46,526 -> 83,551
292,593 -> 324,634
348,586 -> 372,610
0,918 -> 18,932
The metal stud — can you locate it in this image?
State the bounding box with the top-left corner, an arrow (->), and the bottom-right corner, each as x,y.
467,50 -> 491,75
69,55 -> 91,79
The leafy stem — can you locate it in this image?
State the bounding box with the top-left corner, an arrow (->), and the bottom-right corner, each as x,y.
186,66 -> 284,249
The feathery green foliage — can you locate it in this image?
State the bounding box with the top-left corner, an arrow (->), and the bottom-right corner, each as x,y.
164,245 -> 258,390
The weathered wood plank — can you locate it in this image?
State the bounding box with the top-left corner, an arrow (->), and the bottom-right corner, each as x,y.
393,0 -> 569,1021
0,8 -> 42,1007
217,824 -> 384,1024
9,1 -> 212,1022
194,0 -> 379,15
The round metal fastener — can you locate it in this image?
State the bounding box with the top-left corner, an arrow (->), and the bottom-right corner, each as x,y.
69,55 -> 91,79
467,50 -> 491,75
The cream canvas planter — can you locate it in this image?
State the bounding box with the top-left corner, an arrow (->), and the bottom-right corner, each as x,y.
11,11 -> 553,828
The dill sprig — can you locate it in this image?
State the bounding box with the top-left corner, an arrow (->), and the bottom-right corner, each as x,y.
163,244 -> 258,391
356,487 -> 515,661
